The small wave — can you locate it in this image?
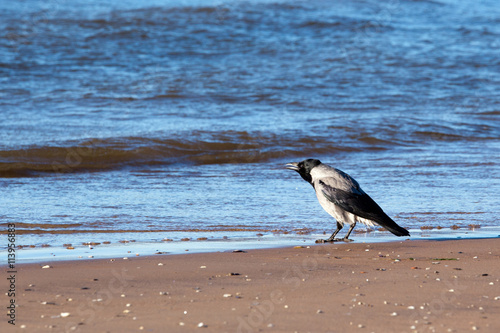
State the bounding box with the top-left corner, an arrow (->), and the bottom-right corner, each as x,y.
414,130 -> 466,141
0,226 -> 283,235
357,136 -> 397,146
299,20 -> 342,28
475,111 -> 500,116
147,92 -> 187,100
1,119 -> 497,177
298,17 -> 394,32
404,212 -> 485,215
0,222 -> 83,229
413,123 -> 499,142
0,132 -> 348,177
405,0 -> 445,6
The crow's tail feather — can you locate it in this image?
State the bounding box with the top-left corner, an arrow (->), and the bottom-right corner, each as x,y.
383,223 -> 410,237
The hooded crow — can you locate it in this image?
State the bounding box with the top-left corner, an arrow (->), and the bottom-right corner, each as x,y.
286,159 -> 409,242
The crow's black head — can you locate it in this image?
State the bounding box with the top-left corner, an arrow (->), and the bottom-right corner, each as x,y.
286,159 -> 322,184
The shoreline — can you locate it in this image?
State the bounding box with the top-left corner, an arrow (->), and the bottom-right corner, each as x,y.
2,238 -> 500,332
4,226 -> 500,264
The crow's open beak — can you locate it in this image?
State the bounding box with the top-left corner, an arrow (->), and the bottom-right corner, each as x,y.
285,162 -> 299,171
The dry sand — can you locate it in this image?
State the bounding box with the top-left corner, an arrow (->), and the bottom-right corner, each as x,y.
3,238 -> 500,333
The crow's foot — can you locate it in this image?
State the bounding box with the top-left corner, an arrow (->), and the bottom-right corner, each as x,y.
315,238 -> 335,243
327,237 -> 354,242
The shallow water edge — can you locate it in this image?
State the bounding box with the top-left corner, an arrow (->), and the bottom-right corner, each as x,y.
3,226 -> 500,264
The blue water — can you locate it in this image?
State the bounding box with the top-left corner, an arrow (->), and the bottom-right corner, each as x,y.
1,0 -> 499,262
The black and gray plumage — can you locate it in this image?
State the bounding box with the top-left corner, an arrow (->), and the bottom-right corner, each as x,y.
286,159 -> 409,242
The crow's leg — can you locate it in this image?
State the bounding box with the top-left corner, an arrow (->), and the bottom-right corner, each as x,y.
316,222 -> 343,243
342,222 -> 357,242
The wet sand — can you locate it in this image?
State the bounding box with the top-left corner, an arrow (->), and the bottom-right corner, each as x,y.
3,238 -> 500,332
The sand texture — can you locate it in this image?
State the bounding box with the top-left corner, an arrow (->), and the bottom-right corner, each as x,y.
3,238 -> 500,332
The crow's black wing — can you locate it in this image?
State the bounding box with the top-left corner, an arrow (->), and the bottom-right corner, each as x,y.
319,180 -> 409,236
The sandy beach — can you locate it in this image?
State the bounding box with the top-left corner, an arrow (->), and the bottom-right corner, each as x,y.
3,238 -> 500,333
